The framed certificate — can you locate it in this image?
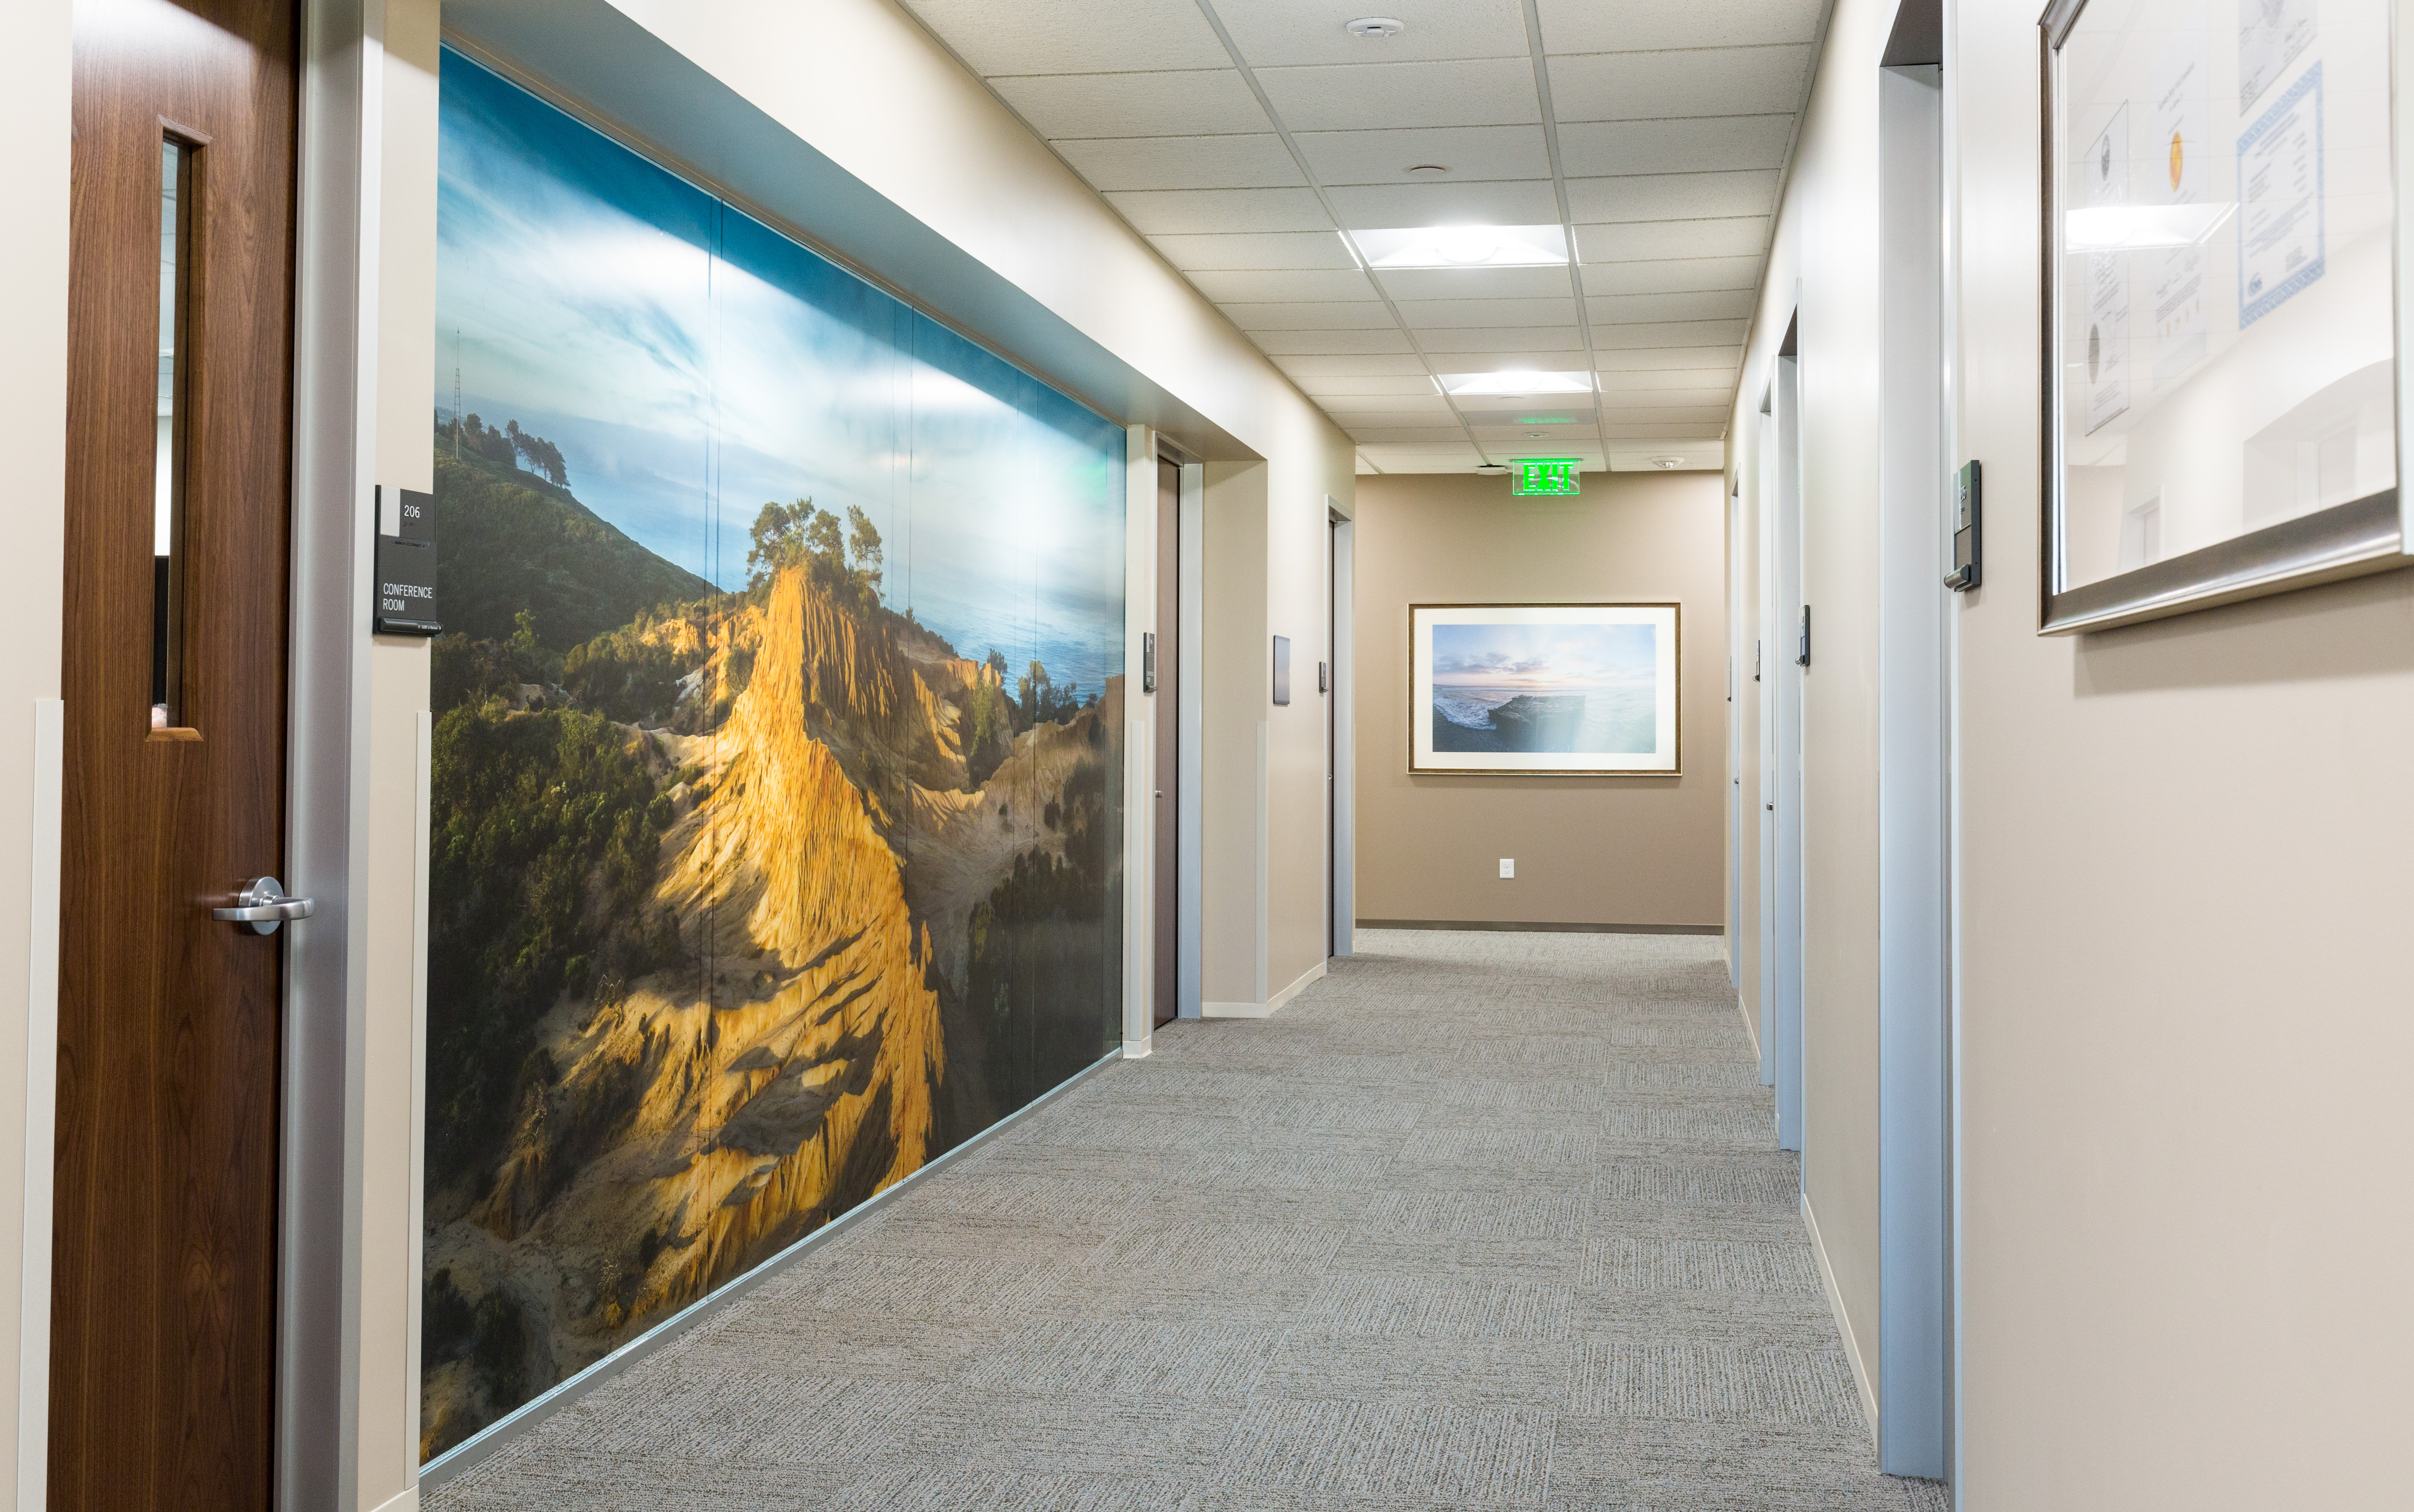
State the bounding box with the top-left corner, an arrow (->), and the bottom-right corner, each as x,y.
1408,603 -> 1680,776
2039,0 -> 2409,633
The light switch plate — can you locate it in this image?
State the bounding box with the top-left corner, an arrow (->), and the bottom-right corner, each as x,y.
1498,858 -> 1514,878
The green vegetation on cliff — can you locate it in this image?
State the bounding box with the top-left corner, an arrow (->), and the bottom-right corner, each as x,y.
433,439 -> 712,651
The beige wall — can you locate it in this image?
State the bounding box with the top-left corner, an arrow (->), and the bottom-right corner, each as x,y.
1731,0 -> 2414,1499
362,2 -> 441,1506
0,0 -> 71,1505
1946,0 -> 2414,1503
1725,0 -> 1892,1422
1351,471 -> 1727,930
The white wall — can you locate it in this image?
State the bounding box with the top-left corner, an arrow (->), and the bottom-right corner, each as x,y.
1734,0 -> 2414,1501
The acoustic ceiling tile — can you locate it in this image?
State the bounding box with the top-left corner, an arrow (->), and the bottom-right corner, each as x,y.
1255,58 -> 1542,130
1354,443 -> 1489,472
1580,255 -> 1765,295
1548,46 -> 1812,123
1295,124 -> 1552,184
1429,347 -> 1598,372
1412,327 -> 1587,353
1325,180 -> 1562,230
1372,265 -> 1579,300
1598,404 -> 1730,426
1591,319 -> 1752,349
1564,170 -> 1781,224
1596,366 -> 1737,392
1348,426 -> 1481,443
1533,0 -> 1827,53
1314,392 -> 1456,415
1272,354 -> 1436,378
1149,231 -> 1358,270
1248,328 -> 1418,354
1596,346 -> 1747,372
1600,421 -> 1728,439
1557,116 -> 1795,176
1186,269 -> 1381,302
1213,0 -> 1532,67
902,0 -> 1232,74
1222,300 -> 1395,330
1593,386 -> 1736,409
1395,297 -> 1580,329
1055,134 -> 1306,191
1104,187 -> 1333,235
1586,289 -> 1757,324
1325,410 -> 1464,431
1607,445 -> 1728,471
1291,374 -> 1449,397
992,70 -> 1271,139
1577,218 -> 1769,262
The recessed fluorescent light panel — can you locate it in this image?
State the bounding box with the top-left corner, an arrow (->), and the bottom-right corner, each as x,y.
1438,370 -> 1594,397
1349,225 -> 1568,270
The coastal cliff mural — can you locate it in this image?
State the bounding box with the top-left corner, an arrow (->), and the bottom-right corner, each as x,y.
421,51 -> 1124,1458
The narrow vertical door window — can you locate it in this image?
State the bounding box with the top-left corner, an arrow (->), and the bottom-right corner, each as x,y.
153,137 -> 190,729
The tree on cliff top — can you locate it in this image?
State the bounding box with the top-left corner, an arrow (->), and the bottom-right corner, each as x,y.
747,498 -> 883,609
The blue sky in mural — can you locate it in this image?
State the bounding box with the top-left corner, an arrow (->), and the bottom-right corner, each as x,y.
434,50 -> 1124,693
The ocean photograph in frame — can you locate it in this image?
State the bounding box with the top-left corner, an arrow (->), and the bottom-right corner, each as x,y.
1409,603 -> 1680,775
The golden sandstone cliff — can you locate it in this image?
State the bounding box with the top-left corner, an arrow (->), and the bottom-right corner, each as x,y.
419,561 -> 1120,1456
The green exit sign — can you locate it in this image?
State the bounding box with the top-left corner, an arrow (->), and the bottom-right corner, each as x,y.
1512,458 -> 1582,496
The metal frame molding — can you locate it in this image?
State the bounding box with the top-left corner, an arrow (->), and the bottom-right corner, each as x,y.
2035,0 -> 2410,636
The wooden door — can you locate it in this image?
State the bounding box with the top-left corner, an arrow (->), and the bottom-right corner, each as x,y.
54,0 -> 298,1505
1152,458 -> 1180,1026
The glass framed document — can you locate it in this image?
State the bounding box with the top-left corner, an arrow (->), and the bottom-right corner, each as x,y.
2040,0 -> 2409,633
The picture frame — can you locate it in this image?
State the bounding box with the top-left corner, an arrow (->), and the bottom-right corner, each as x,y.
1408,602 -> 1681,776
2037,0 -> 2410,636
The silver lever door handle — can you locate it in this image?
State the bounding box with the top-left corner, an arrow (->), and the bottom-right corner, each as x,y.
213,876 -> 315,935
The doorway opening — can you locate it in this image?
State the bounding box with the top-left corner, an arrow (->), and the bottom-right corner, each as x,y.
1761,318 -> 1805,1156
1877,0 -> 1952,1477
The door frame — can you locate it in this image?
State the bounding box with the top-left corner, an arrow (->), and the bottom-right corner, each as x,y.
1877,49 -> 1954,1481
1175,458 -> 1205,1017
1765,326 -> 1806,1156
1325,500 -> 1354,961
280,0 -> 391,1503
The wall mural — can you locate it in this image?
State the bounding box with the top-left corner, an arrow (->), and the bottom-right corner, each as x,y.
421,50 -> 1125,1459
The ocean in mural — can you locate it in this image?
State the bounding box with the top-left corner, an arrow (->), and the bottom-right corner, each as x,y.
1429,621 -> 1658,755
420,50 -> 1124,1458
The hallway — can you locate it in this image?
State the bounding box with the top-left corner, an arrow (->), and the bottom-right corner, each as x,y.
428,932 -> 1941,1511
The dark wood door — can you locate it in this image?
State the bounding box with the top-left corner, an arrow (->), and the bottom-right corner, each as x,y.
1152,458 -> 1180,1026
54,0 -> 297,1506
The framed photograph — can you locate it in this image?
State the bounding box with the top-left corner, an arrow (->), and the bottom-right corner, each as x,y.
2039,0 -> 2409,634
1409,603 -> 1680,776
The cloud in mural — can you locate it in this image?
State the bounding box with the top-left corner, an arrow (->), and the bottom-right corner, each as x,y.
435,59 -> 1122,688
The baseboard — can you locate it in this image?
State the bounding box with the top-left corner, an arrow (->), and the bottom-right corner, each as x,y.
1355,918 -> 1724,936
368,1483 -> 420,1512
1203,958 -> 1325,1019
1802,1188 -> 1880,1446
1121,1035 -> 1152,1059
418,1043 -> 1126,1490
1735,990 -> 1761,1062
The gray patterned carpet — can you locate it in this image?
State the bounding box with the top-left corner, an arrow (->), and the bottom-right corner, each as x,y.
428,929 -> 1948,1510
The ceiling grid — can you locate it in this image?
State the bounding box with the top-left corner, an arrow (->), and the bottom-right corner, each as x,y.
899,0 -> 1827,473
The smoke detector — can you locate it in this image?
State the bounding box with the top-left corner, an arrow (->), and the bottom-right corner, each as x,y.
1474,462 -> 1511,476
1406,164 -> 1450,178
1345,17 -> 1406,39
1650,456 -> 1684,469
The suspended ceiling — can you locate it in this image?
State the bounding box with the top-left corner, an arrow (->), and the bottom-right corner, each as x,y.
899,0 -> 1825,474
